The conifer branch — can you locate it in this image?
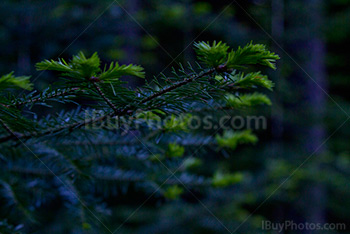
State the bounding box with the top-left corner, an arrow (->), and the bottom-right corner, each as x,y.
91,80 -> 119,114
11,87 -> 81,108
0,68 -> 218,143
0,113 -> 111,143
114,67 -> 217,117
4,166 -> 210,187
0,119 -> 22,138
140,68 -> 216,105
0,41 -> 280,230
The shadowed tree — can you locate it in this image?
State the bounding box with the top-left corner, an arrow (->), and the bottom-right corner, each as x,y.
286,0 -> 327,231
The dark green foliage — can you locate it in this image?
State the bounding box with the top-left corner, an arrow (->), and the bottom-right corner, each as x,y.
195,41 -> 280,70
0,72 -> 32,91
194,41 -> 230,67
36,52 -> 145,82
0,41 -> 278,232
226,42 -> 280,70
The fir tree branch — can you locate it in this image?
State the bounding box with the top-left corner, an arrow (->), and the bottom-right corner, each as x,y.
0,119 -> 22,138
91,81 -> 118,114
190,106 -> 236,113
139,68 -> 216,105
9,87 -> 81,108
0,68 -> 218,143
0,113 -> 111,143
4,166 -> 211,187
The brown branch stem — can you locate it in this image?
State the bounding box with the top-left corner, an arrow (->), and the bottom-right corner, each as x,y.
92,82 -> 119,114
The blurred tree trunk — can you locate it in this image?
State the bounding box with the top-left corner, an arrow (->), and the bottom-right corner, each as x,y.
271,0 -> 285,231
286,0 -> 327,231
303,0 -> 327,229
121,0 -> 140,86
184,0 -> 194,62
271,0 -> 284,154
17,2 -> 32,75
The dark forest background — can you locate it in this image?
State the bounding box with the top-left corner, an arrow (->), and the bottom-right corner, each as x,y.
1,0 -> 350,233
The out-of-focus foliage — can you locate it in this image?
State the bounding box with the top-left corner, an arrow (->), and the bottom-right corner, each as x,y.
1,0 -> 350,233
0,72 -> 32,91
